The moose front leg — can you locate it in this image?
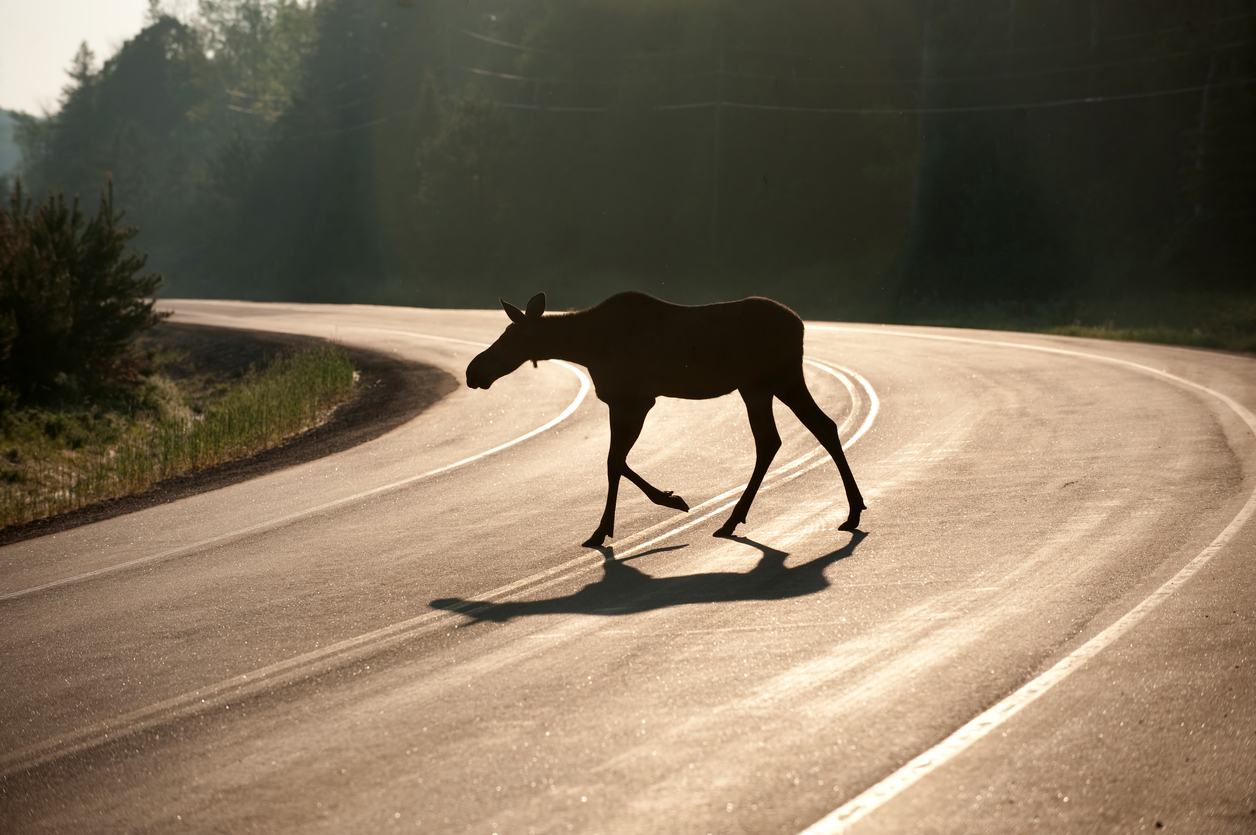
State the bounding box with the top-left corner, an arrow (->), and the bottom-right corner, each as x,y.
623,465 -> 689,512
583,398 -> 654,548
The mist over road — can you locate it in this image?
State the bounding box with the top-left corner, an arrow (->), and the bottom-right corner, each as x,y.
2,301 -> 1253,833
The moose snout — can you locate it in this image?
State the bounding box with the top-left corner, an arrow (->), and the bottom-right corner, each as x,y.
466,353 -> 495,389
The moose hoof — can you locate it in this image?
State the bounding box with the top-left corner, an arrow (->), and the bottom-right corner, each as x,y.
582,531 -> 609,548
661,491 -> 690,512
838,510 -> 863,532
712,521 -> 739,538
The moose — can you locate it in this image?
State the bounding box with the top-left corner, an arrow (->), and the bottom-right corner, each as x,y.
466,292 -> 865,547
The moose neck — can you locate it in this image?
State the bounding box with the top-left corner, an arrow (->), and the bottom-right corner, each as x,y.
533,310 -> 599,367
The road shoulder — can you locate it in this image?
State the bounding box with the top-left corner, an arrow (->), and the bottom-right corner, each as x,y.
0,323 -> 459,547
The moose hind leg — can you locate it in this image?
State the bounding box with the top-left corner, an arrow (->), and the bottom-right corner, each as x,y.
777,374 -> 866,531
715,390 -> 781,537
623,465 -> 690,512
583,399 -> 654,548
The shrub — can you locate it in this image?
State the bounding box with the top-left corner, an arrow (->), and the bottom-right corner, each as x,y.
0,177 -> 166,401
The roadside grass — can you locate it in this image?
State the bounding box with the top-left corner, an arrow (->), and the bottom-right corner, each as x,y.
1040,321 -> 1256,353
879,293 -> 1256,354
0,344 -> 357,528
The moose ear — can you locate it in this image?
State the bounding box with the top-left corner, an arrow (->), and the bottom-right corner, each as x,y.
525,292 -> 547,320
501,299 -> 526,325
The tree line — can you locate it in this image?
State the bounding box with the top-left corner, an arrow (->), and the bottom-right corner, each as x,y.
9,0 -> 1254,318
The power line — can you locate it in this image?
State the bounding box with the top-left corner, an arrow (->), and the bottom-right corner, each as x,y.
589,38 -> 1249,88
497,102 -> 609,113
451,25 -> 705,59
227,21 -> 1253,121
235,18 -> 1255,139
263,76 -> 1253,140
704,78 -> 1253,115
730,11 -> 1256,62
900,38 -> 1251,85
450,12 -> 1255,63
450,38 -> 1251,92
246,34 -> 1247,120
458,63 -> 718,87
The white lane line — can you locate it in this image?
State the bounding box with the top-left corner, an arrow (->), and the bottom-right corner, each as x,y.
0,332 -> 590,603
0,357 -> 880,777
799,328 -> 1256,835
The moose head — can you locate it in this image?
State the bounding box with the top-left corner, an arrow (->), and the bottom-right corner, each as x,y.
466,292 -> 548,390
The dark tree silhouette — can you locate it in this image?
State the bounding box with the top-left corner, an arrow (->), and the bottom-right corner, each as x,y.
0,178 -> 165,399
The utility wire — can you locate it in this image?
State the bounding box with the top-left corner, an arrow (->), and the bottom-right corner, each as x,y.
703,78 -> 1254,115
234,19 -> 1254,136
497,102 -> 609,113
460,38 -> 1249,88
257,76 -> 1253,140
451,25 -> 706,59
419,38 -> 1252,102
241,65 -> 1254,133
447,35 -> 1251,91
459,64 -> 716,86
226,19 -> 1253,112
729,11 -> 1256,61
451,12 -> 1255,63
625,39 -> 1250,88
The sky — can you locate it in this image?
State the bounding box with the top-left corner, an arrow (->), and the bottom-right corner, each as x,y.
0,0 -> 156,114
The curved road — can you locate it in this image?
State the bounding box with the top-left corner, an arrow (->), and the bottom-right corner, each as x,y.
1,300 -> 1253,833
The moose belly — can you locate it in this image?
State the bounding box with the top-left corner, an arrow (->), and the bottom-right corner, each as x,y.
590,356 -> 771,402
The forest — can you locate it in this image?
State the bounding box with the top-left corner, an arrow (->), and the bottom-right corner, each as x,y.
8,0 -> 1254,326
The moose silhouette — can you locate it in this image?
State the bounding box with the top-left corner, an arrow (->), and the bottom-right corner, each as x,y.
466,291 -> 865,547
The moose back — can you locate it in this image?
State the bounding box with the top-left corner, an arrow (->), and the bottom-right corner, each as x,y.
466,291 -> 865,547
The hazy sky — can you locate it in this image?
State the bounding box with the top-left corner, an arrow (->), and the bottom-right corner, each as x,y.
0,0 -> 155,114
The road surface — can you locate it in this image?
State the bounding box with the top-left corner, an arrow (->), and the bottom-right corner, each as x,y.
2,300 -> 1253,833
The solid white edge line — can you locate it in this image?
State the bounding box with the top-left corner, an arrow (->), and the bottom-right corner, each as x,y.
798,327 -> 1256,835
0,354 -> 879,776
0,332 -> 591,603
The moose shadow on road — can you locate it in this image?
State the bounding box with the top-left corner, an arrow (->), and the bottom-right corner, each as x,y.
429,531 -> 867,624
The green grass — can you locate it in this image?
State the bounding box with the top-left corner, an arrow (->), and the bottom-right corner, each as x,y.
0,345 -> 357,528
876,293 -> 1256,354
1043,321 -> 1256,353
1039,322 -> 1256,352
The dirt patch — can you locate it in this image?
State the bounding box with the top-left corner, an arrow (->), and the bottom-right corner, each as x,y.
0,322 -> 460,546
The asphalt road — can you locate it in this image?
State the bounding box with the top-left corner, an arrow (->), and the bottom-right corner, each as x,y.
2,300 -> 1253,834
